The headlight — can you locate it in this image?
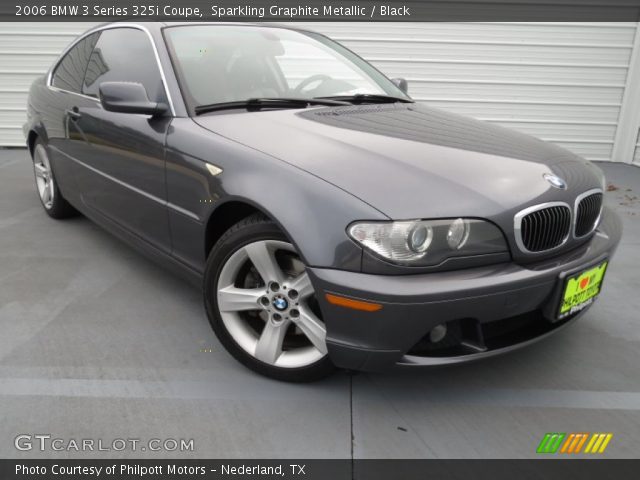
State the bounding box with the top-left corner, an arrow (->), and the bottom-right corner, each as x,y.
348,218 -> 507,266
446,218 -> 470,250
409,224 -> 433,253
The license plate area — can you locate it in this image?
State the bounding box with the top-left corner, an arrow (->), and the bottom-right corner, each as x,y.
556,260 -> 608,320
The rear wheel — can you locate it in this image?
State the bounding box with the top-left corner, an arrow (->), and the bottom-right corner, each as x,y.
31,140 -> 78,219
204,214 -> 335,382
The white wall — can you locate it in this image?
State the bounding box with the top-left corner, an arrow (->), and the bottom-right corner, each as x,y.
296,22 -> 640,163
1,21 -> 639,164
0,22 -> 97,146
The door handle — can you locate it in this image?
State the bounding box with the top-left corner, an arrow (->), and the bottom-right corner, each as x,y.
65,107 -> 81,120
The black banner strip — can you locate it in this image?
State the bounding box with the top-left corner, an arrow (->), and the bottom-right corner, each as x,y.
2,459 -> 639,480
3,0 -> 640,22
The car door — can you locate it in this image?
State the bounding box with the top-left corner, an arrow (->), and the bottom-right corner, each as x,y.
71,27 -> 172,252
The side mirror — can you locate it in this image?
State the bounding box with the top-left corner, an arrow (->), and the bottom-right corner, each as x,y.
99,82 -> 167,116
391,77 -> 409,95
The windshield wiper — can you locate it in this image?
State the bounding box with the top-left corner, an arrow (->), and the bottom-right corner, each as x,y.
194,97 -> 350,115
316,94 -> 414,105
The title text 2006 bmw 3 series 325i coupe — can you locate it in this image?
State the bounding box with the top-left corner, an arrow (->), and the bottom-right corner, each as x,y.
25,22 -> 622,381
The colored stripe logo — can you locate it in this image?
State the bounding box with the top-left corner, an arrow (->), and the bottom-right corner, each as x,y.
537,433 -> 613,454
537,433 -> 565,453
584,433 -> 613,454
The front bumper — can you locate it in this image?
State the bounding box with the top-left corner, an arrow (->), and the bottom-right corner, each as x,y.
310,205 -> 623,371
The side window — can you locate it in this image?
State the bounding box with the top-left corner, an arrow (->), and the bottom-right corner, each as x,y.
82,28 -> 167,103
52,32 -> 100,93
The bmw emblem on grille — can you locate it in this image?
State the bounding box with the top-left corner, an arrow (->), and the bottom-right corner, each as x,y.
543,173 -> 567,190
273,297 -> 288,311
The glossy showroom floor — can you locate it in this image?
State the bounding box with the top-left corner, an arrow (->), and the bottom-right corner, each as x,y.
1,149 -> 639,459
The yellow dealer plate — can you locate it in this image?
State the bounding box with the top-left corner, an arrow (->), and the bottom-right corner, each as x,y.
558,261 -> 608,319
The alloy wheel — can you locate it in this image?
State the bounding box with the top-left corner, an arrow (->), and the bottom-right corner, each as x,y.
33,144 -> 55,209
216,239 -> 327,368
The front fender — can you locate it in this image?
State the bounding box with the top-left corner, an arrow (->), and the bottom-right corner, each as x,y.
166,118 -> 389,271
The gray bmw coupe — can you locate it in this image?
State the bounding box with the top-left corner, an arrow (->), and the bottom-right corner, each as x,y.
24,22 -> 622,381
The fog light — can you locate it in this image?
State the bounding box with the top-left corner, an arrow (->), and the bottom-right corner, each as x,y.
447,218 -> 470,250
429,324 -> 447,343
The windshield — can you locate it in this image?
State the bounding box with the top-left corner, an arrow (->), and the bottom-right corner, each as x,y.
163,25 -> 409,112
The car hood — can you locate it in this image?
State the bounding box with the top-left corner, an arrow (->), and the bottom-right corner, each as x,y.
193,103 -> 602,220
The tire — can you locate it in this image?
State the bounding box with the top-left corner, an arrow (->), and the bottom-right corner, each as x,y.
204,214 -> 335,382
31,139 -> 78,219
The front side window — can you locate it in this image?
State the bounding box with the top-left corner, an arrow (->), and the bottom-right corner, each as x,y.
52,32 -> 100,93
163,25 -> 407,110
82,28 -> 166,103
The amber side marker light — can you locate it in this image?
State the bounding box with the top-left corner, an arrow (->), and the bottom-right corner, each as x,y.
325,293 -> 383,312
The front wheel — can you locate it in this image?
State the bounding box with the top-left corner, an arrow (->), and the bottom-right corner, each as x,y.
204,214 -> 335,382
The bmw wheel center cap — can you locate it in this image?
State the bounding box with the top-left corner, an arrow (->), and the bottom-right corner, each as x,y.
273,297 -> 289,311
